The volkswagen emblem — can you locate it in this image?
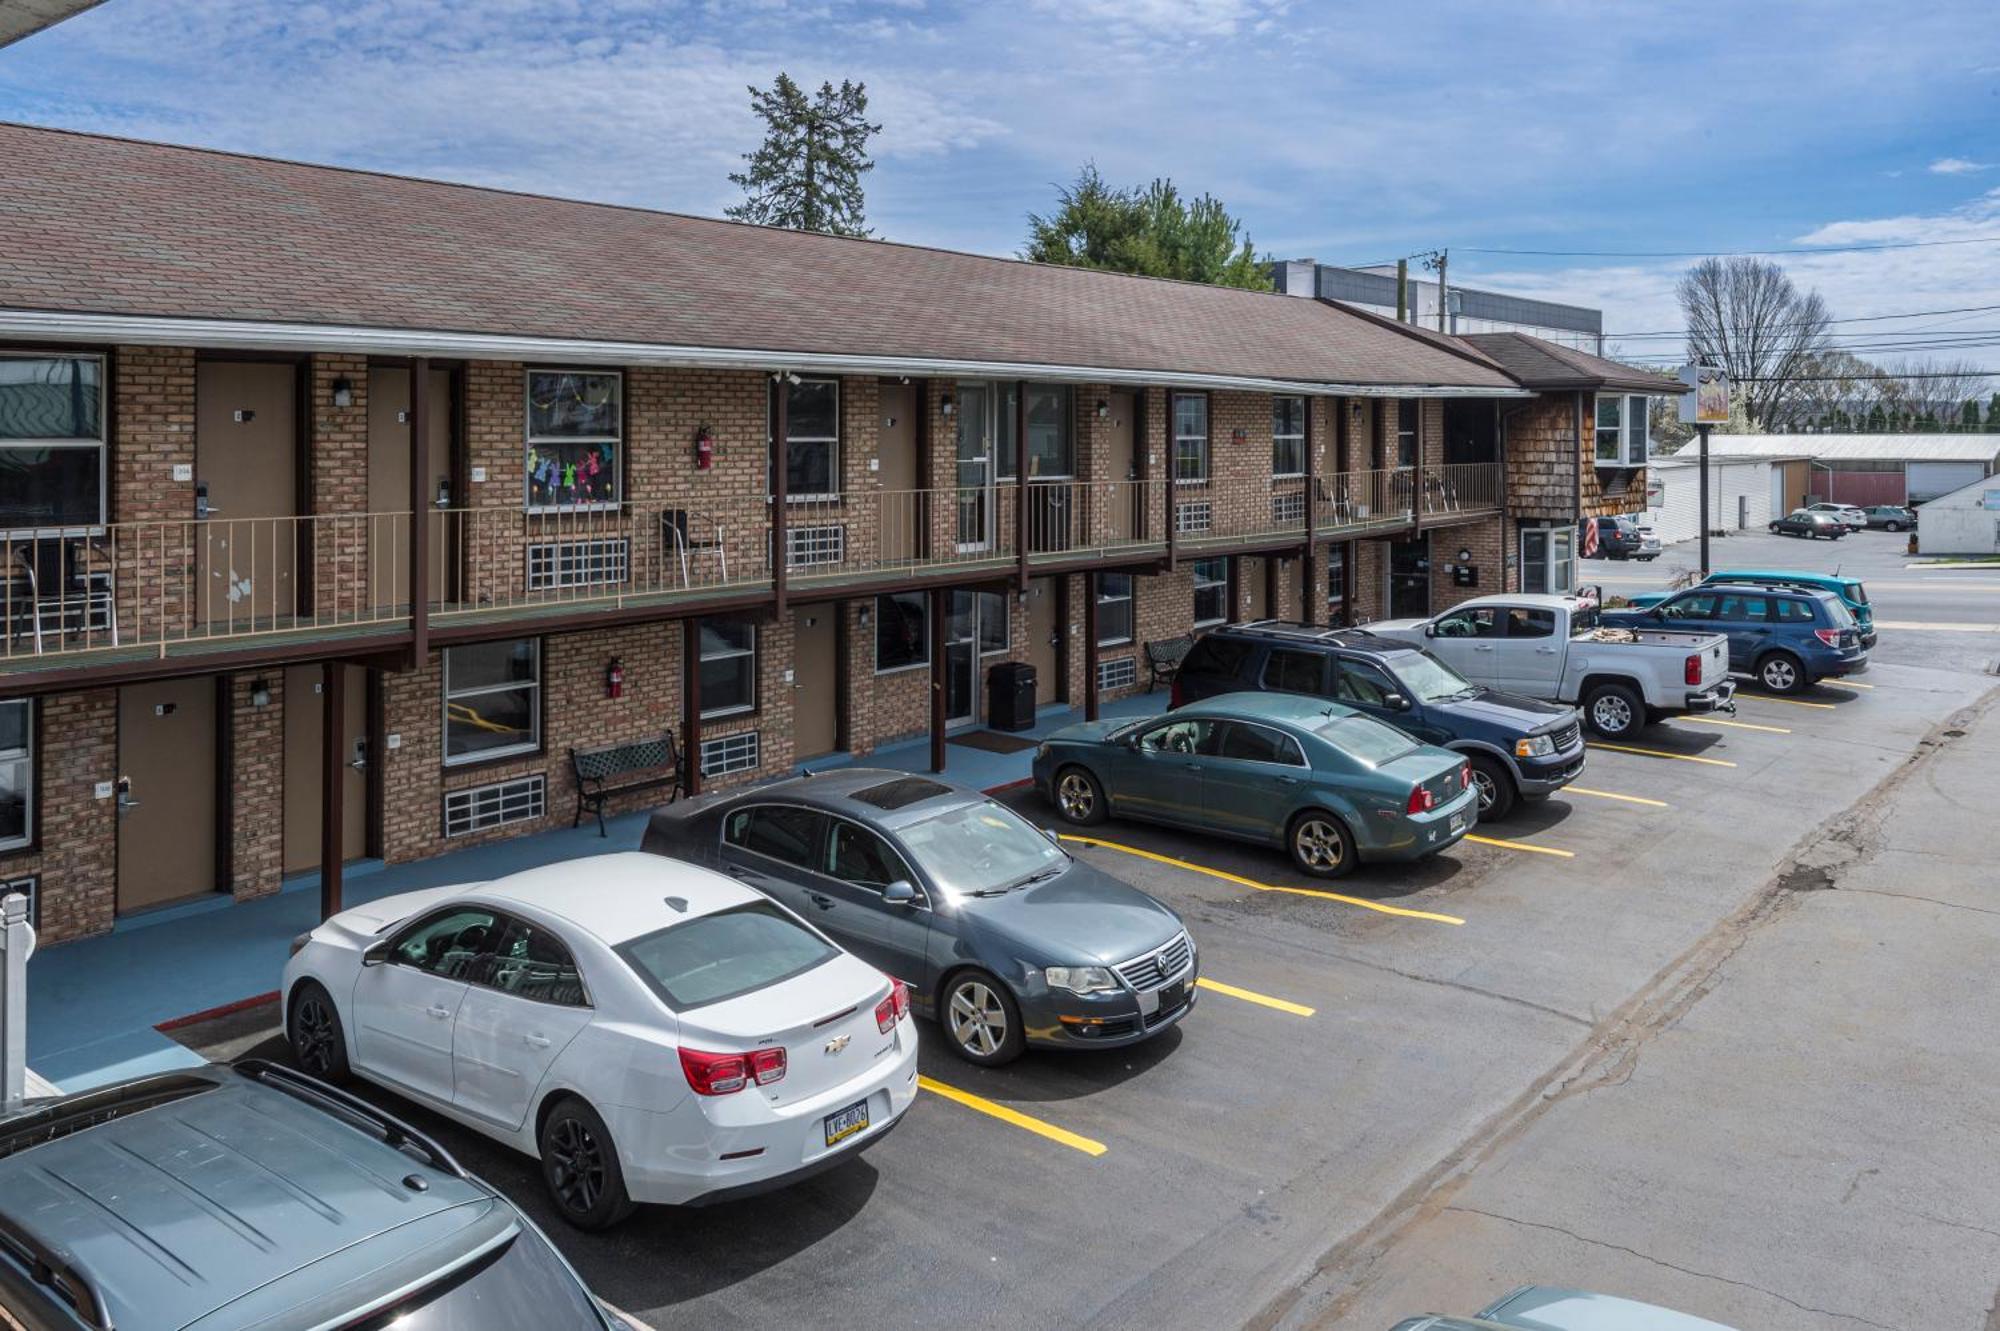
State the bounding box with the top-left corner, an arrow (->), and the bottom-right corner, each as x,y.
824,1034 -> 851,1055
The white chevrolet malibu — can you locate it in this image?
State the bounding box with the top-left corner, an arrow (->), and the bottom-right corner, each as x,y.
281,851 -> 919,1229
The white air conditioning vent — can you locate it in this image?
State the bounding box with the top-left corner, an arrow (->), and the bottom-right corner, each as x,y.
1175,501 -> 1213,534
1095,657 -> 1138,691
1272,491 -> 1305,524
527,538 -> 630,591
701,731 -> 761,777
444,775 -> 547,838
785,525 -> 847,568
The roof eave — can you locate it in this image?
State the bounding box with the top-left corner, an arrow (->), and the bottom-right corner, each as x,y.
0,308 -> 1533,398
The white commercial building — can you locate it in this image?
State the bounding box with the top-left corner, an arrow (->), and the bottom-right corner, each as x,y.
1915,475 -> 2000,555
1643,452 -> 1799,546
1698,434 -> 2000,506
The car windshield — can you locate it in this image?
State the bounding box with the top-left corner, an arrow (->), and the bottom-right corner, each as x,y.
616,902 -> 838,1010
348,1225 -> 608,1330
1311,714 -> 1419,766
899,800 -> 1066,898
1388,651 -> 1478,702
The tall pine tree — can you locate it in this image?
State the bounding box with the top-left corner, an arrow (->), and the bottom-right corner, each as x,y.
727,74 -> 881,237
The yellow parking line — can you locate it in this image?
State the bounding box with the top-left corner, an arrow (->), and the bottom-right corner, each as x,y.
1589,742 -> 1738,768
1820,679 -> 1874,690
1058,834 -> 1465,926
1196,977 -> 1315,1017
917,1076 -> 1108,1157
1678,715 -> 1792,734
1736,693 -> 1836,710
1464,833 -> 1575,858
1567,786 -> 1669,808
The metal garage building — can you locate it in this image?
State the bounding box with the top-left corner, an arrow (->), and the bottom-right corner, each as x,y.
1915,475 -> 2000,555
1643,452 -> 1802,546
1696,434 -> 2000,505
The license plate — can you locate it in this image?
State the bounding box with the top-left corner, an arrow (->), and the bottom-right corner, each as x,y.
824,1099 -> 870,1148
1448,813 -> 1466,834
1157,980 -> 1186,1012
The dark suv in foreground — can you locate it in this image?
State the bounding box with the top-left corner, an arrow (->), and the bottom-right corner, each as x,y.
1173,623 -> 1585,819
0,1061 -> 627,1331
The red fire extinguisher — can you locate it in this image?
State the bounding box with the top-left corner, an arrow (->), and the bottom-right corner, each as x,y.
694,426 -> 715,471
606,658 -> 625,699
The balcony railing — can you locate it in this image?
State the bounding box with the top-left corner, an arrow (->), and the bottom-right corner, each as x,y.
0,466 -> 1503,669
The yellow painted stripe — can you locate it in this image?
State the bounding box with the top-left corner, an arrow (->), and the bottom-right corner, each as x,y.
1058,834 -> 1465,925
1465,833 -> 1575,859
1819,679 -> 1874,690
1735,692 -> 1836,710
1678,715 -> 1792,735
1196,976 -> 1316,1017
1567,785 -> 1669,808
917,1076 -> 1108,1156
1589,742 -> 1738,768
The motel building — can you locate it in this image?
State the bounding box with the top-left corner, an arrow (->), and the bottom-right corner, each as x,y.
0,123 -> 1664,947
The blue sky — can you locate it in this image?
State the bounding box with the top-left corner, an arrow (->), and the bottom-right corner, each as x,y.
3,0 -> 1998,368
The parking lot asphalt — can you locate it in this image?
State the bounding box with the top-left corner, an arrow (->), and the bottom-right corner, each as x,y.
173,544 -> 2000,1330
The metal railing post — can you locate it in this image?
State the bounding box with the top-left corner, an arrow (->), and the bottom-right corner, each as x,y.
1,891 -> 34,1112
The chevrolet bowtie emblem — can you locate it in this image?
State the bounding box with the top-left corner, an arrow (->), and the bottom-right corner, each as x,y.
825,1034 -> 851,1054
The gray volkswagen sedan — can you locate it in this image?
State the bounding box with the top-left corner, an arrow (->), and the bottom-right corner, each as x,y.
643,770 -> 1195,1066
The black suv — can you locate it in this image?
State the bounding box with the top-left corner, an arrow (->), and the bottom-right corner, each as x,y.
1173,622 -> 1585,819
0,1061 -> 628,1331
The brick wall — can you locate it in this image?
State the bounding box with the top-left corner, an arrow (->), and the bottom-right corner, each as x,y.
110,347 -> 197,632
228,672 -> 285,898
0,692 -> 117,944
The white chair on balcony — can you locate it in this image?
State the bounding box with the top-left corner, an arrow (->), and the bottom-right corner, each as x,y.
5,537 -> 119,655
661,509 -> 730,589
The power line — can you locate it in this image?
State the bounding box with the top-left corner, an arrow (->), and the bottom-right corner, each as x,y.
1603,302 -> 2000,338
1458,235 -> 2000,258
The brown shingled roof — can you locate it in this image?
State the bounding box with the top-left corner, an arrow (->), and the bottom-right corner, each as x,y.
1457,332 -> 1684,394
0,122 -> 1521,391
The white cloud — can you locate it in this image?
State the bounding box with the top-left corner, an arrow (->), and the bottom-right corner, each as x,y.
1930,157 -> 1993,174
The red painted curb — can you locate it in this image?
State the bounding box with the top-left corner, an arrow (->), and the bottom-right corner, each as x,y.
982,777 -> 1034,796
156,989 -> 281,1032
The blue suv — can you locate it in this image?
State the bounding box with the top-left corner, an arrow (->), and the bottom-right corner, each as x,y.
1601,585 -> 1866,694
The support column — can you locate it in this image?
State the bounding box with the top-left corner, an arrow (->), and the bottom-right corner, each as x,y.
929,587 -> 948,772
1083,576 -> 1100,722
409,356 -> 431,663
1413,398 -> 1429,537
772,376 -> 789,616
682,619 -> 703,796
1163,393 -> 1178,570
1015,379 -> 1030,591
1226,556 -> 1242,624
319,659 -> 345,921
1303,397 -> 1322,623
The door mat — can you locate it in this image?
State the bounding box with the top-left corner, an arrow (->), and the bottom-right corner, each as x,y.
949,730 -> 1041,754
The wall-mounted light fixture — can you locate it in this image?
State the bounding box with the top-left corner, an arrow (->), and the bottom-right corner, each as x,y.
939,393 -> 955,417
858,606 -> 872,627
1096,399 -> 1110,419
330,378 -> 354,409
249,677 -> 271,707
1457,547 -> 1473,563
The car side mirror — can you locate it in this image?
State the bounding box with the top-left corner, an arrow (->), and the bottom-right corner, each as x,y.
883,879 -> 917,906
1421,623 -> 1437,638
361,937 -> 393,967
1383,692 -> 1411,711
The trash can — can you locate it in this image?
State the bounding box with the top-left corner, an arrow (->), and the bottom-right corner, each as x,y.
987,661 -> 1037,732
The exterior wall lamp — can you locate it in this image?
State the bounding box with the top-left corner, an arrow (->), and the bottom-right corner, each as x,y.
940,393 -> 955,417
330,378 -> 354,408
249,677 -> 271,707
1096,400 -> 1110,419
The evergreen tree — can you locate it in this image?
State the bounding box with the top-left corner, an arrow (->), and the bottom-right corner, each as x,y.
1025,165 -> 1272,290
727,74 -> 880,237
1962,399 -> 1981,429
1988,392 -> 2000,429
1866,402 -> 1887,431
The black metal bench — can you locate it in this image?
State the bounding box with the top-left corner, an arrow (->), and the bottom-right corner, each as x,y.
1144,634 -> 1195,693
570,731 -> 684,836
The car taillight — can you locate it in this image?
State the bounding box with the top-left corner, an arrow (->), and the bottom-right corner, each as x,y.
1407,785 -> 1435,815
1684,653 -> 1702,686
1814,628 -> 1841,647
875,977 -> 909,1033
679,1046 -> 782,1096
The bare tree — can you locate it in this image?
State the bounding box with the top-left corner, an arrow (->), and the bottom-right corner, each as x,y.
1875,356 -> 1993,428
1677,257 -> 1833,429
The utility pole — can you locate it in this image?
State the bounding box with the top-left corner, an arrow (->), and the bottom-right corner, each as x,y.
1396,258 -> 1409,323
1420,249 -> 1448,333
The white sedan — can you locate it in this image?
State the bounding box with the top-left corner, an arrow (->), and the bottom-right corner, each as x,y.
281,851 -> 919,1229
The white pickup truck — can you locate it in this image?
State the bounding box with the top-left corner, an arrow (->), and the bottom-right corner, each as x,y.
1371,593 -> 1737,738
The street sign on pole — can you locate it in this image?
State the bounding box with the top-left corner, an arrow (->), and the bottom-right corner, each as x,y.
1679,366 -> 1728,574
1,890 -> 34,1112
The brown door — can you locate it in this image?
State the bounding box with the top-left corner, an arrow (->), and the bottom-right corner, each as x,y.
367,366 -> 454,616
282,664 -> 368,874
1104,390 -> 1137,541
1244,557 -> 1270,619
792,605 -> 839,760
1026,577 -> 1059,699
877,383 -> 919,565
116,679 -> 216,913
196,362 -> 297,627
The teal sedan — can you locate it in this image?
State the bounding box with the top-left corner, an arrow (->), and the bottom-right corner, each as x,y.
1032,692 -> 1477,878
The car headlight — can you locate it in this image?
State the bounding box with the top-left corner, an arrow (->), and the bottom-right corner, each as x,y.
1515,734 -> 1556,759
1045,965 -> 1118,996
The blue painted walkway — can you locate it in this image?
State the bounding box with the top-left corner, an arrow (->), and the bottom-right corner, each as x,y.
27,692 -> 1165,1093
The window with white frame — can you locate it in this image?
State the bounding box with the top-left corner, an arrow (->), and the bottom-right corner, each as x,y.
1520,524 -> 1576,595
1193,558 -> 1228,626
875,591 -> 928,672
0,354 -> 106,531
1397,399 -> 1419,468
1097,573 -> 1134,645
1272,396 -> 1306,477
699,620 -> 757,717
1172,394 -> 1209,484
443,639 -> 541,765
1594,394 -> 1651,466
0,700 -> 30,851
771,377 -> 841,499
526,370 -> 620,509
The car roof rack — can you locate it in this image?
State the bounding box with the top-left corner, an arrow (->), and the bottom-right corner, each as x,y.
234,1060 -> 470,1179
1227,620 -> 1384,645
0,1210 -> 112,1330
